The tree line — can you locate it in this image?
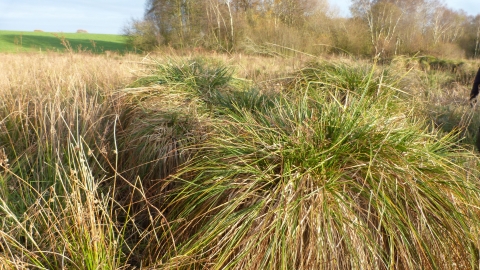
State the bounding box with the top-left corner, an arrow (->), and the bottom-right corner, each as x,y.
123,0 -> 480,58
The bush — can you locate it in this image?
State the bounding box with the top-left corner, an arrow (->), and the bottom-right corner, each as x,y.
123,19 -> 160,52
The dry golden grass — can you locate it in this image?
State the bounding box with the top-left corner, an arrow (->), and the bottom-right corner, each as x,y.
0,52 -> 140,93
0,52 -> 146,268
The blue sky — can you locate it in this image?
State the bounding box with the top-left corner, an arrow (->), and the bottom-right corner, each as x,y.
332,0 -> 480,17
0,0 -> 479,34
0,0 -> 146,34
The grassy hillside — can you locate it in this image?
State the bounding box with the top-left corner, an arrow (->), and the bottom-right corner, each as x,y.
1,51 -> 480,269
0,30 -> 133,53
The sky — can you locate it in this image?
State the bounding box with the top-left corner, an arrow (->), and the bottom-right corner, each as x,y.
332,0 -> 480,17
0,0 -> 146,34
0,0 -> 479,35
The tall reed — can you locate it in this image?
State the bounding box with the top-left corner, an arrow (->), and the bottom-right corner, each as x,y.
0,52 -> 137,268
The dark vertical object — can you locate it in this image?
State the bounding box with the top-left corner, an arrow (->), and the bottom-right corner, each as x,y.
470,67 -> 480,101
476,129 -> 480,151
471,68 -> 480,150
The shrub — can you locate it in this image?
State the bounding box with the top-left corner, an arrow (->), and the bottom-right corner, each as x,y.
123,19 -> 160,52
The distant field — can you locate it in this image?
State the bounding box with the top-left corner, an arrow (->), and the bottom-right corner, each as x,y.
0,30 -> 134,53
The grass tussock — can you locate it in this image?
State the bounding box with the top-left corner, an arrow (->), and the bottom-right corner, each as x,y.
130,57 -> 233,91
158,73 -> 480,269
1,52 -> 480,269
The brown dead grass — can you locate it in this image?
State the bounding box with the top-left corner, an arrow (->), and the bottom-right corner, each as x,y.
0,52 -> 141,94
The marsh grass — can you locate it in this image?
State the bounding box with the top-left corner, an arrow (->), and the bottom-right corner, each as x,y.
129,57 -> 233,90
1,52 -> 480,269
157,66 -> 480,269
0,52 -> 142,268
391,55 -> 480,146
0,142 -> 124,269
288,60 -> 403,101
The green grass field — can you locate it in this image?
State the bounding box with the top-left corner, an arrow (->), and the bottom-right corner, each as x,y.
0,30 -> 134,53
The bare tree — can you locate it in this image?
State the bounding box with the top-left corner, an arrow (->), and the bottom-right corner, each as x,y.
474,16 -> 480,58
231,0 -> 260,12
351,0 -> 404,57
430,6 -> 466,45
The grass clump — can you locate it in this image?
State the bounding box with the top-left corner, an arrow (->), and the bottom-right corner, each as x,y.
288,60 -> 403,104
157,69 -> 480,269
130,57 -> 234,98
